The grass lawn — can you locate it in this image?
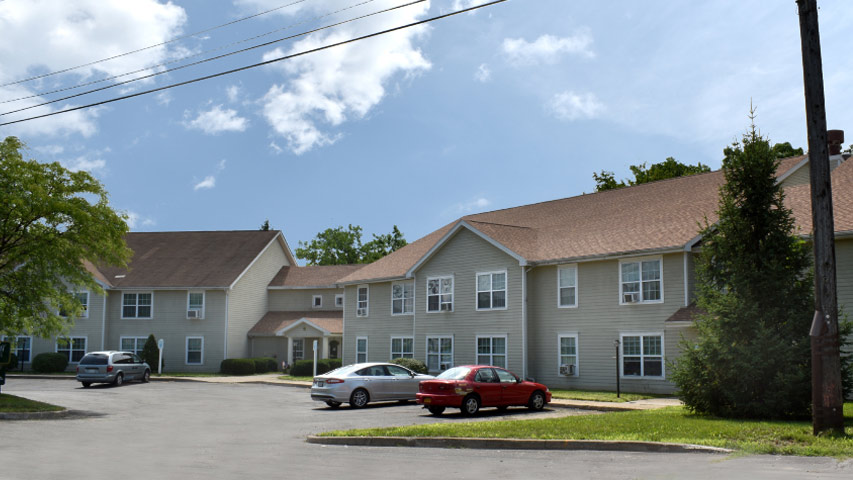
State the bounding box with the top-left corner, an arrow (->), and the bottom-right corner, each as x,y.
322,404 -> 853,457
278,375 -> 313,382
0,394 -> 65,413
549,389 -> 664,403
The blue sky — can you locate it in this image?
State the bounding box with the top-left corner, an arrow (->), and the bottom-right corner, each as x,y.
1,0 -> 851,264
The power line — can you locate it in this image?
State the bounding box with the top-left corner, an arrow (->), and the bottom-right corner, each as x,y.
1,0 -> 378,106
0,0 -> 310,88
0,0 -> 507,128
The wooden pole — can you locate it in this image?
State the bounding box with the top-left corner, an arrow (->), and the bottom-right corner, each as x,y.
796,0 -> 844,434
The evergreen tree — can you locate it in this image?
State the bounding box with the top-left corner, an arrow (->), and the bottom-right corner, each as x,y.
141,334 -> 160,370
672,123 -> 817,419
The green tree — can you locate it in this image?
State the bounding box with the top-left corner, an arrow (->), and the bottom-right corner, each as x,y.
770,141 -> 804,159
140,334 -> 160,370
296,224 -> 407,265
671,123 -> 840,419
0,137 -> 130,338
259,219 -> 270,231
593,157 -> 711,192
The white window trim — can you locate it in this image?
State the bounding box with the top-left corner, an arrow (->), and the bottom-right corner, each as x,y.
557,333 -> 579,377
618,256 -> 664,305
355,336 -> 368,363
390,336 -> 414,359
119,336 -> 148,356
187,291 -> 205,319
312,295 -> 323,309
425,335 -> 454,372
475,334 -> 508,367
2,335 -> 32,363
619,332 -> 665,379
475,270 -> 508,311
185,336 -> 204,365
356,285 -> 369,317
76,291 -> 90,318
557,265 -> 579,308
121,291 -> 154,319
391,281 -> 414,316
334,294 -> 344,308
292,338 -> 305,361
426,275 -> 454,313
55,336 -> 87,364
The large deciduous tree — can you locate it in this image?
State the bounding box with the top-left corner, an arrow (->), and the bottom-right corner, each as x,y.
671,124 -> 850,419
594,157 -> 711,192
296,224 -> 407,265
0,137 -> 130,338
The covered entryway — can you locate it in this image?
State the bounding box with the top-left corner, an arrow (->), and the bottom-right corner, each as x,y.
248,311 -> 342,367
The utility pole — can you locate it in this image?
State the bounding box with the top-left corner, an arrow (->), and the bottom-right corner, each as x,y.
796,0 -> 844,435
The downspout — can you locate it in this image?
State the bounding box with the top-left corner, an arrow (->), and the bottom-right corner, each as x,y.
522,266 -> 532,380
224,289 -> 230,360
101,291 -> 107,350
412,275 -> 417,358
683,252 -> 689,307
341,286 -> 346,362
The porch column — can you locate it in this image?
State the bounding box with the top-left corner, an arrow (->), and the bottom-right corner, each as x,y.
322,336 -> 330,360
285,336 -> 293,366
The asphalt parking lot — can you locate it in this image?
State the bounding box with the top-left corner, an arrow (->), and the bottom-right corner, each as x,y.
1,378 -> 850,480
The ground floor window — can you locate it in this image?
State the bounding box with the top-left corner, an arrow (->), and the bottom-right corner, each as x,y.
15,336 -> 31,363
56,337 -> 86,363
120,336 -> 147,356
558,335 -> 578,376
328,340 -> 339,359
476,336 -> 506,368
186,337 -> 204,365
390,337 -> 413,359
426,336 -> 453,372
292,339 -> 304,361
621,333 -> 663,377
356,337 -> 367,363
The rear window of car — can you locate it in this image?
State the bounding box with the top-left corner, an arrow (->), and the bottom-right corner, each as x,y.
79,354 -> 108,365
436,367 -> 471,380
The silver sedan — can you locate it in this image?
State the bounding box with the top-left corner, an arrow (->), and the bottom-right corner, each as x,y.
310,362 -> 434,408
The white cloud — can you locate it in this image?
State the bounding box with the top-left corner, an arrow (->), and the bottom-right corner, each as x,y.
502,32 -> 594,66
474,63 -> 491,83
62,155 -> 107,173
184,105 -> 248,134
254,0 -> 431,155
547,91 -> 604,121
155,91 -> 173,106
452,0 -> 480,9
269,142 -> 283,155
194,176 -> 216,191
124,211 -> 156,230
447,197 -> 492,216
226,85 -> 242,103
35,145 -> 65,155
0,0 -> 187,137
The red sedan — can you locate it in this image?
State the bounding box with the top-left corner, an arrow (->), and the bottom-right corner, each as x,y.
416,365 -> 551,416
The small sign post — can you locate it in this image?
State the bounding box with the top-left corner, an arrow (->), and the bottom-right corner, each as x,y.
313,340 -> 319,378
0,341 -> 10,393
157,339 -> 164,375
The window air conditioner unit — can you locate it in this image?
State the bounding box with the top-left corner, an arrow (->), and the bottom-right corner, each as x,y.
187,310 -> 199,319
559,364 -> 575,376
439,363 -> 451,371
622,292 -> 639,303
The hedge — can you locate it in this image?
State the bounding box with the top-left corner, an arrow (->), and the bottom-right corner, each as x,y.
32,352 -> 69,373
290,358 -> 342,377
251,357 -> 278,374
392,357 -> 428,374
220,358 -> 255,375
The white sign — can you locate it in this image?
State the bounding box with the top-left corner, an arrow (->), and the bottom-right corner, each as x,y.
158,339 -> 164,350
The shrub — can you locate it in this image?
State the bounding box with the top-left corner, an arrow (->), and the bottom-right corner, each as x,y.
392,357 -> 427,374
290,358 -> 342,377
251,357 -> 277,374
220,358 -> 255,375
140,334 -> 160,369
32,352 -> 68,373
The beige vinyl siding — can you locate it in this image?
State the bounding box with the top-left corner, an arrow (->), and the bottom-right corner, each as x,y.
780,160 -> 810,188
268,288 -> 343,311
227,238 -> 291,360
414,228 -> 523,374
31,289 -> 107,371
342,282 -> 414,364
837,239 -> 853,316
527,253 -> 686,394
106,289 -> 227,372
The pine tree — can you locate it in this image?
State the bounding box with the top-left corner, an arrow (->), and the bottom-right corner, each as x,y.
141,334 -> 160,371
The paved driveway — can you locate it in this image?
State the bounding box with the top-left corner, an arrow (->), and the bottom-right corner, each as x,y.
1,378 -> 850,480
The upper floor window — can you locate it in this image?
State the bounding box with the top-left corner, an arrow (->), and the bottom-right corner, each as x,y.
356,286 -> 369,317
391,282 -> 414,315
620,257 -> 662,304
476,271 -> 506,310
60,291 -> 89,318
123,292 -> 152,319
335,294 -> 344,308
187,292 -> 204,319
312,295 -> 322,309
427,276 -> 453,312
558,266 -> 577,308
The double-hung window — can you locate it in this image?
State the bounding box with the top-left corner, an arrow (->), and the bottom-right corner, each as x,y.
120,336 -> 147,356
476,272 -> 506,310
558,266 -> 578,307
356,337 -> 368,363
186,337 -> 204,365
187,292 -> 204,319
312,295 -> 322,309
476,336 -> 506,368
356,286 -> 369,317
426,336 -> 453,371
15,336 -> 31,363
558,335 -> 578,376
123,292 -> 153,318
335,294 -> 344,307
391,282 -> 414,315
620,257 -> 662,303
60,292 -> 89,318
427,276 -> 453,312
56,337 -> 86,363
621,334 -> 663,377
390,337 -> 413,359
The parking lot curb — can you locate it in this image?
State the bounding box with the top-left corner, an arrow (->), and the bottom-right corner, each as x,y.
306,435 -> 732,454
0,409 -> 103,421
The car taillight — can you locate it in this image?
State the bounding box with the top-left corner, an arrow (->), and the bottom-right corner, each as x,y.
106,365 -> 114,373
325,378 -> 344,384
76,366 -> 79,373
454,382 -> 471,395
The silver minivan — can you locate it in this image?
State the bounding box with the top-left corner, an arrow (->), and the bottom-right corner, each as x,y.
75,351 -> 151,387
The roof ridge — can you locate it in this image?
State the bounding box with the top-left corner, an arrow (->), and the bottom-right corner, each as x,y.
466,220 -> 533,229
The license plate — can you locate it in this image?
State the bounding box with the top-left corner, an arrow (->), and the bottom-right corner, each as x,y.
86,368 -> 98,373
423,397 -> 431,404
316,381 -> 324,387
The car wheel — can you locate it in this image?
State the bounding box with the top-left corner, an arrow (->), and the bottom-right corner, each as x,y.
142,369 -> 150,383
325,401 -> 342,409
427,406 -> 445,416
528,390 -> 546,411
113,373 -> 123,387
350,389 -> 370,408
461,395 -> 480,416
82,382 -> 91,388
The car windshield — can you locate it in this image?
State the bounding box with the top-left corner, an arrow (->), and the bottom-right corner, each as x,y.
436,367 -> 471,380
79,354 -> 108,365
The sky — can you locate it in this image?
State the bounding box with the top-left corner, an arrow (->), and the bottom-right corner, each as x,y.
1,0 -> 851,264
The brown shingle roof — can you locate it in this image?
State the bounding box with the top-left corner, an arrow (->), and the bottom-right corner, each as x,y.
269,265 -> 364,288
340,155 -> 841,283
666,303 -> 704,322
248,311 -> 343,336
97,230 -> 281,288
